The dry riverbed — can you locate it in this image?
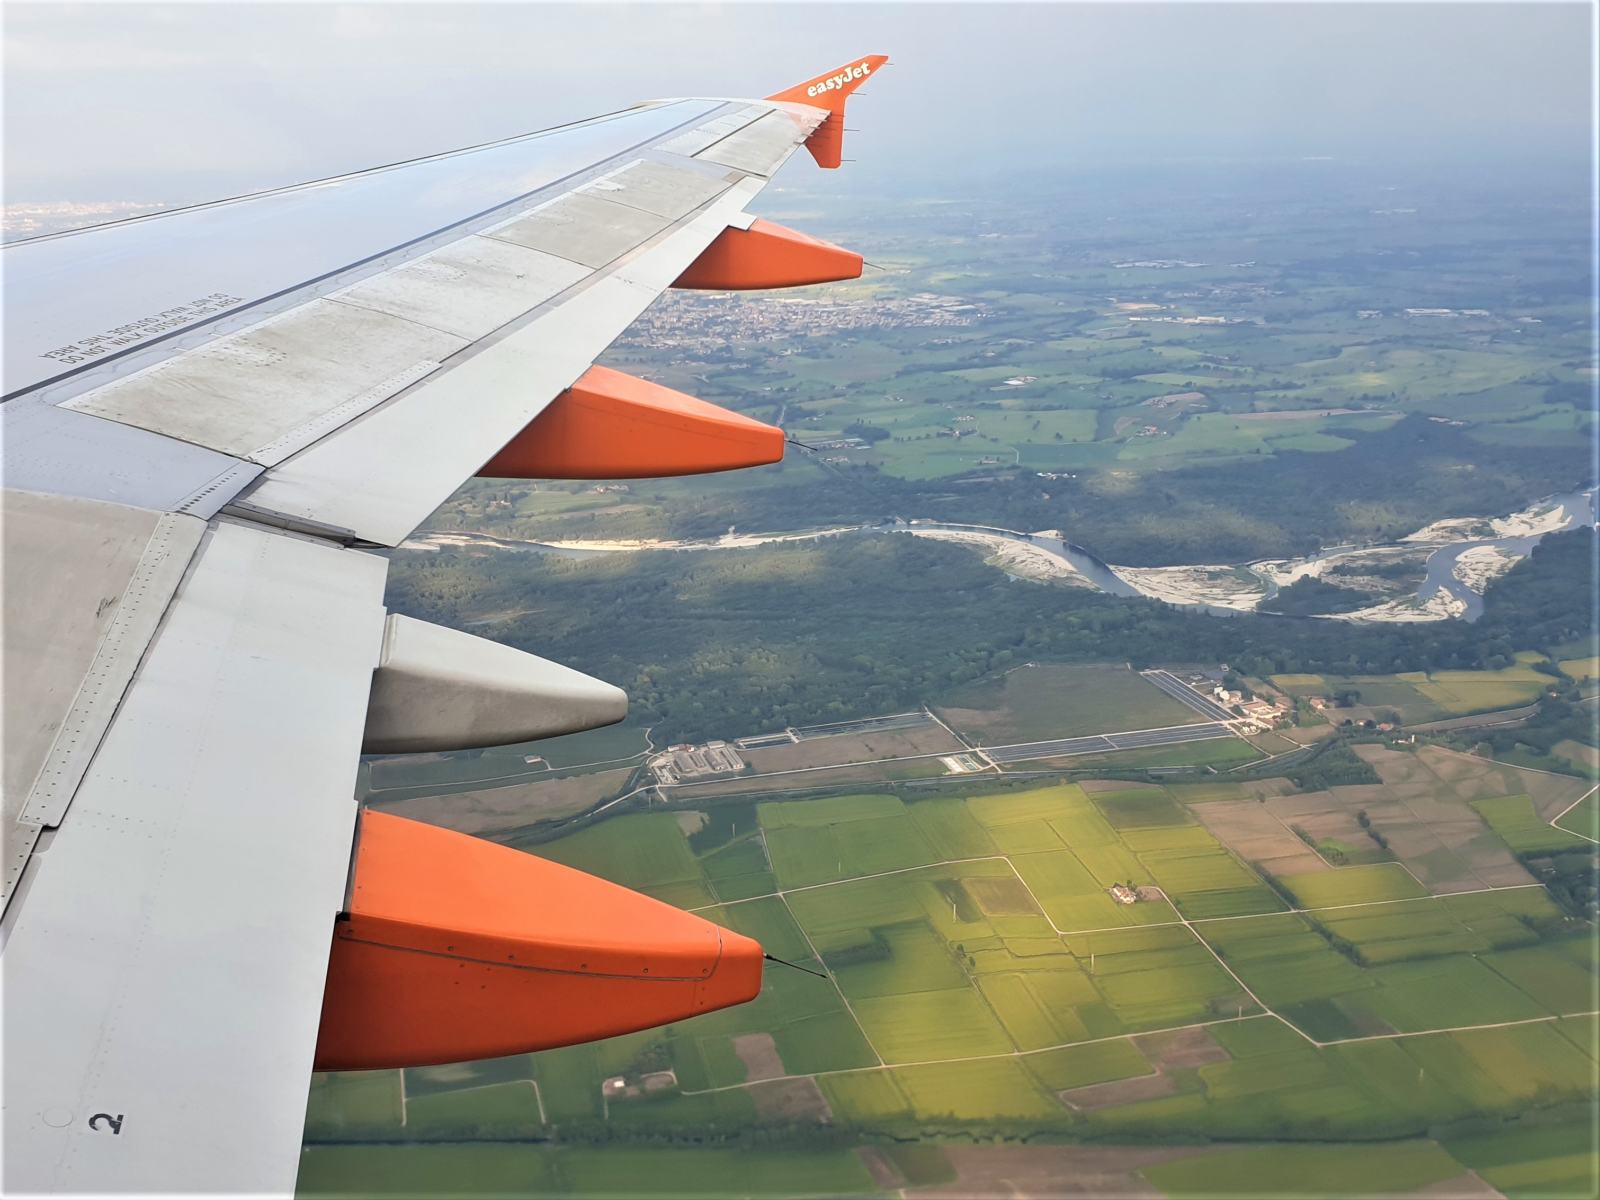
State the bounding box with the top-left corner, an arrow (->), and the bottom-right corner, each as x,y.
405,491 -> 1589,624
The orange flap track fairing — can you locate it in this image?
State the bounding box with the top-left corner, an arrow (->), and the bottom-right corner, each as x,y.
766,55 -> 888,169
478,364 -> 784,480
315,811 -> 763,1070
673,219 -> 863,290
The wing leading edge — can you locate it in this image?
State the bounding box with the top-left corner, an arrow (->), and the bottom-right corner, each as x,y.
1,54 -> 887,1196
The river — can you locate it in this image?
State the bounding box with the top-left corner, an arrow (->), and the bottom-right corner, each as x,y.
1410,487 -> 1596,620
408,487 -> 1596,624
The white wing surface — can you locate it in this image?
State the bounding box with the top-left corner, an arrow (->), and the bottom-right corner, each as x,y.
2,58 -> 885,1197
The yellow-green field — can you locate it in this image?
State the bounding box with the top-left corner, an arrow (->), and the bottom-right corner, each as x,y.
304,755 -> 1597,1197
1270,673 -> 1330,695
1472,794 -> 1594,856
1268,662 -> 1551,721
1558,656 -> 1600,682
1554,791 -> 1600,840
1412,661 -> 1552,715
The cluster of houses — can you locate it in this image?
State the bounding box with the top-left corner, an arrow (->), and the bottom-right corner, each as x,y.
1212,685 -> 1291,733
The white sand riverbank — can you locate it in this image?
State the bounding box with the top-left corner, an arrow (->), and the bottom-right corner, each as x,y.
1403,498 -> 1572,544
1452,544 -> 1520,593
1110,565 -> 1266,611
904,529 -> 1092,586
1329,590 -> 1468,623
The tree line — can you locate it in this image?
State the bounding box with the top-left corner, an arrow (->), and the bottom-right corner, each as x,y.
386,518 -> 1594,746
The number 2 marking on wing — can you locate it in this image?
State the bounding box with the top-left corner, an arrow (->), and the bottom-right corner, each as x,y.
88,1113 -> 124,1135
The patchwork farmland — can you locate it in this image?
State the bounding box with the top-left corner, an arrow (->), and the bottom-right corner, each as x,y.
305,743 -> 1598,1197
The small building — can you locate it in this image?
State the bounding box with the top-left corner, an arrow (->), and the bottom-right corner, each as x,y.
1241,699 -> 1279,722
651,739 -> 747,784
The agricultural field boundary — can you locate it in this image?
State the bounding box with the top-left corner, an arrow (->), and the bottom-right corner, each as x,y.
1550,785 -> 1600,846
675,1005 -> 1600,1101
1426,745 -> 1598,846
686,848 -> 1581,1069
398,1077 -> 547,1129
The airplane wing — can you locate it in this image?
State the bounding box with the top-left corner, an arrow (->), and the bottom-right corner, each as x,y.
1,56 -> 886,1196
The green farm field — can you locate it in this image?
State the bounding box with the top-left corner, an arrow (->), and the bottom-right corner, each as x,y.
1473,795 -> 1595,856
1269,664 -> 1551,723
933,663 -> 1201,745
307,740 -> 1597,1198
1554,791 -> 1600,840
365,722 -> 649,795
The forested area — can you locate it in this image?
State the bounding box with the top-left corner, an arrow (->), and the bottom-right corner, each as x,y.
457,422 -> 1591,572
1260,576 -> 1379,616
1471,690 -> 1595,764
386,525 -> 1594,745
500,416 -> 1587,568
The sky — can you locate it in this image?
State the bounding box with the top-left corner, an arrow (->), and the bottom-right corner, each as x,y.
2,2 -> 1593,206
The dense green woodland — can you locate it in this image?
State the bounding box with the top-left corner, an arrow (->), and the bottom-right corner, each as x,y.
387,527 -> 1595,745
1465,687 -> 1597,765
502,416 -> 1592,568
1261,575 -> 1378,616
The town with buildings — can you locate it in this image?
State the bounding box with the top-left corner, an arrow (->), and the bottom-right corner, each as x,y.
612,289 -> 984,361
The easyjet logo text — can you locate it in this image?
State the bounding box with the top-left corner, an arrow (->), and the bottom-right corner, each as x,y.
807,61 -> 872,98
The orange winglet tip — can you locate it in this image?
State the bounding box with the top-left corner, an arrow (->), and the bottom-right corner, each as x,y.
314,811 -> 764,1070
478,364 -> 784,479
767,55 -> 888,170
673,219 -> 863,290
766,55 -> 888,112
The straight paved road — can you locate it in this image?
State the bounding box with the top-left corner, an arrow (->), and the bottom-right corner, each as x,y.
1141,669 -> 1238,722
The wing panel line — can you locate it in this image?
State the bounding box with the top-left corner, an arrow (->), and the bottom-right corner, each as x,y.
3,101 -> 739,405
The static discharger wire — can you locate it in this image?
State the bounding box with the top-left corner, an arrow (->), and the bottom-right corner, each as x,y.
784,436 -> 898,516
762,952 -> 828,980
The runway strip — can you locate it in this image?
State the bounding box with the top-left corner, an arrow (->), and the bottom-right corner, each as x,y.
986,721 -> 1235,764
1140,669 -> 1239,722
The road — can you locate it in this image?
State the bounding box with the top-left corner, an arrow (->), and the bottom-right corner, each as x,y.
984,721 -> 1235,765
1140,668 -> 1239,722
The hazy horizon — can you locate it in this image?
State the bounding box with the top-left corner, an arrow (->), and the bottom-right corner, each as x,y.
4,2 -> 1593,210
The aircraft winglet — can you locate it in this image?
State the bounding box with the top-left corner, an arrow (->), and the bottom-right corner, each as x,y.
767,55 -> 889,112
767,55 -> 889,169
